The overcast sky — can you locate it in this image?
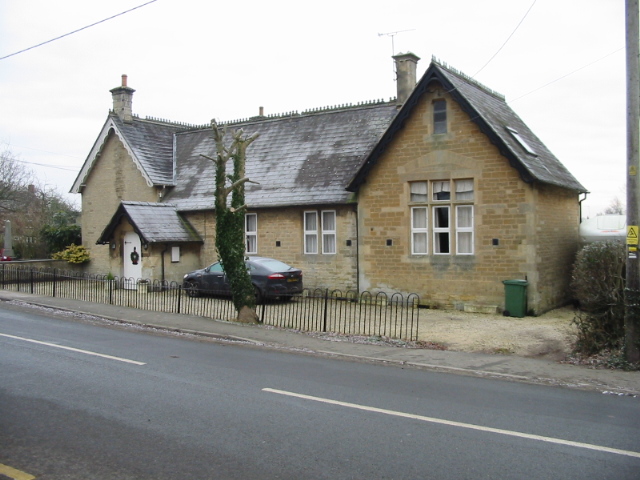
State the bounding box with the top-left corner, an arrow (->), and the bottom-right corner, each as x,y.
0,0 -> 626,217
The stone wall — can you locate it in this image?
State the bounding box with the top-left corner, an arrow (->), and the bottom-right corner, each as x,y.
80,132 -> 157,275
183,205 -> 359,290
531,183 -> 581,312
355,81 -> 579,313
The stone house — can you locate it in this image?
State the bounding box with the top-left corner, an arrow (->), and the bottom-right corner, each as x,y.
71,53 -> 587,314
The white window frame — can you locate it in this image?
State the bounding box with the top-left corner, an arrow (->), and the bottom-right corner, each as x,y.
321,210 -> 336,255
456,205 -> 474,255
433,206 -> 451,254
304,211 -> 318,254
245,213 -> 258,255
409,179 -> 475,257
171,246 -> 180,263
411,207 -> 428,255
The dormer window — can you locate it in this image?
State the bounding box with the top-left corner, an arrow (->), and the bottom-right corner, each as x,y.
433,99 -> 447,134
506,127 -> 537,156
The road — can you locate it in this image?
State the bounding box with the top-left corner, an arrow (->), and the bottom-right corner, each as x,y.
1,301 -> 639,479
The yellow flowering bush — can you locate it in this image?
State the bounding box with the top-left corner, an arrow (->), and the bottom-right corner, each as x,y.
52,244 -> 90,264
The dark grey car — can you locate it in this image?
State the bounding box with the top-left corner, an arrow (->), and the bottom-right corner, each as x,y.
183,256 -> 303,302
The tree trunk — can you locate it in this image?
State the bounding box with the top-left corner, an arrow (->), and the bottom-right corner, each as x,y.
206,121 -> 259,323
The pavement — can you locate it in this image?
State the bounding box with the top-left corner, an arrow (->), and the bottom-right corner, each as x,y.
1,290 -> 639,396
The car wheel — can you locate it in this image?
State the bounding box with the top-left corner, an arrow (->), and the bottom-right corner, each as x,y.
254,285 -> 264,304
185,281 -> 200,297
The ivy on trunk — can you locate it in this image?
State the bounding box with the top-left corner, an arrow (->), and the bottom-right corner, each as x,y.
202,121 -> 259,323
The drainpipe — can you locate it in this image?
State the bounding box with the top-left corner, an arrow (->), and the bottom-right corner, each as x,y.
355,206 -> 360,293
161,244 -> 169,284
578,192 -> 589,222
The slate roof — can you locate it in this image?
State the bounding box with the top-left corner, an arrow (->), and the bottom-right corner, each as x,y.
163,102 -> 399,211
110,116 -> 179,185
76,57 -> 586,211
96,201 -> 202,244
71,115 -> 183,192
348,58 -> 587,193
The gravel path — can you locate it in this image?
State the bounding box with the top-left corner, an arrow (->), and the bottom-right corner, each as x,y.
416,306 -> 577,359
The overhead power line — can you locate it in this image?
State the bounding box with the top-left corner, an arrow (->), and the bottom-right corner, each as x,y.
509,47 -> 624,104
0,0 -> 158,61
473,0 -> 537,77
17,159 -> 78,172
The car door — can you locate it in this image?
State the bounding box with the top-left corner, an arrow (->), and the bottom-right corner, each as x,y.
202,262 -> 230,294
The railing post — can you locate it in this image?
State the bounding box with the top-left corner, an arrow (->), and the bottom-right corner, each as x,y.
177,284 -> 182,314
30,268 -> 34,294
53,269 -> 57,298
322,289 -> 329,332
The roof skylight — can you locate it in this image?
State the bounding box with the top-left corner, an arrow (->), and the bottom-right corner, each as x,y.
506,127 -> 537,156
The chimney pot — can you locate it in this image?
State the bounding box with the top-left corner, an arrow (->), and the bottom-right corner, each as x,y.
259,106 -> 264,116
122,74 -> 128,87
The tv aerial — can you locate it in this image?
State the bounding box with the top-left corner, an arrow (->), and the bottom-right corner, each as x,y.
378,29 -> 415,56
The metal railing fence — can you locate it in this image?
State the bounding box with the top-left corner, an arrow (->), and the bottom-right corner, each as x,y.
0,265 -> 419,341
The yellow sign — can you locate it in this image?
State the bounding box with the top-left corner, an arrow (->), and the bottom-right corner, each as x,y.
628,226 -> 639,245
630,165 -> 638,176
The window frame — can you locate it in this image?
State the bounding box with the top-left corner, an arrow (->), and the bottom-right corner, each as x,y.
245,213 -> 258,255
455,205 -> 474,255
171,246 -> 180,263
432,205 -> 451,254
321,210 -> 337,255
304,211 -> 319,254
433,99 -> 447,134
408,179 -> 474,257
411,206 -> 428,255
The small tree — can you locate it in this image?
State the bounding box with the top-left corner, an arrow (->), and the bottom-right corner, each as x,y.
202,121 -> 259,323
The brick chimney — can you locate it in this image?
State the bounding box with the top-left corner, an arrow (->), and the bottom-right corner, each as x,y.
393,52 -> 420,105
110,74 -> 135,123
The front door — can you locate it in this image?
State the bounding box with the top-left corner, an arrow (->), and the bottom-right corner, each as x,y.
123,232 -> 142,287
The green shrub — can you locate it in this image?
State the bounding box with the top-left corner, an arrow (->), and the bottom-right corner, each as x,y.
570,241 -> 625,355
52,244 -> 90,264
41,224 -> 81,255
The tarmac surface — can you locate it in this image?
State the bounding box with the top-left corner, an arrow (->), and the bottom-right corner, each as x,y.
1,290 -> 639,396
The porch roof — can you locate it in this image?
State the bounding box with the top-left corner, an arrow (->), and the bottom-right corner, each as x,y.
96,201 -> 203,245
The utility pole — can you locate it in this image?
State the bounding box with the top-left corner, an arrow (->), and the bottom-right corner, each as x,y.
625,0 -> 640,363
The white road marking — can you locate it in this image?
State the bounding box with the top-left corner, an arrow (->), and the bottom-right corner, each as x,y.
0,333 -> 146,365
263,388 -> 640,459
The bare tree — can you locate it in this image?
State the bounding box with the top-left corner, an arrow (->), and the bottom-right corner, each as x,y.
0,144 -> 35,212
602,196 -> 625,215
202,121 -> 259,323
0,145 -> 79,258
